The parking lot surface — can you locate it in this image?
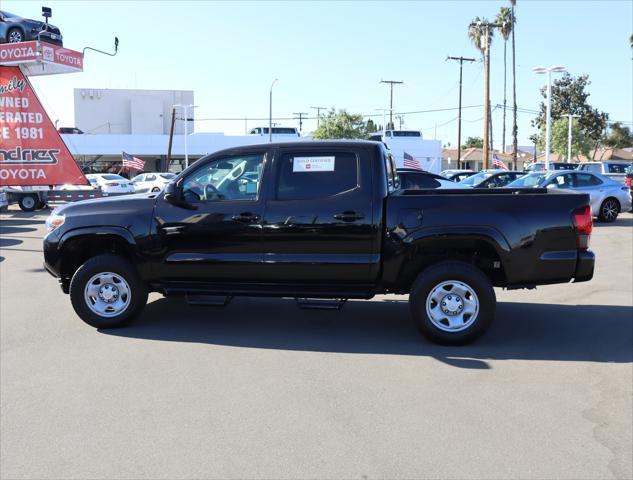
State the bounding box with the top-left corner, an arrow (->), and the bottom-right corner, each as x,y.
1,205 -> 632,480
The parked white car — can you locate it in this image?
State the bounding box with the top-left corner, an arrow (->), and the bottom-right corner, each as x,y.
0,189 -> 8,212
85,174 -> 135,194
507,170 -> 632,222
131,172 -> 176,193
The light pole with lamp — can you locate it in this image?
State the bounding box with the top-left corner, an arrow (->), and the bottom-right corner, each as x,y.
532,65 -> 566,170
269,79 -> 278,142
567,113 -> 581,162
173,104 -> 197,169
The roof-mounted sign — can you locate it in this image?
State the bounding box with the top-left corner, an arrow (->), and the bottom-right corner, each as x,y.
0,41 -> 83,76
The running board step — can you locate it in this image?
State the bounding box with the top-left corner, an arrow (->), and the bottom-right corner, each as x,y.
186,294 -> 233,306
294,298 -> 347,310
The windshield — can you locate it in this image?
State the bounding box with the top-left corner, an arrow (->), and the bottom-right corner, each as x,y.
100,174 -> 125,181
159,173 -> 176,179
0,10 -> 21,19
459,171 -> 493,186
506,172 -> 549,188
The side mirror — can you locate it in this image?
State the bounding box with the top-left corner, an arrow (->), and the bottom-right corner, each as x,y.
487,183 -> 496,188
546,183 -> 557,189
164,181 -> 197,210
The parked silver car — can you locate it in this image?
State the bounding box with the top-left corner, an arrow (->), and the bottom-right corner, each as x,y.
507,170 -> 632,222
578,161 -> 632,184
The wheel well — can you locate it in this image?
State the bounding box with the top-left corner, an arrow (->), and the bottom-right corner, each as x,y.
59,235 -> 135,280
395,241 -> 506,292
7,26 -> 24,37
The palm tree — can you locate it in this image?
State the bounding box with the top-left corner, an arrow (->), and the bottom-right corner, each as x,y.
496,7 -> 513,153
469,17 -> 494,154
510,0 -> 518,164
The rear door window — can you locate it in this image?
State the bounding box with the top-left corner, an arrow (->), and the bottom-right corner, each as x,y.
607,163 -> 628,174
575,173 -> 602,187
276,151 -> 359,200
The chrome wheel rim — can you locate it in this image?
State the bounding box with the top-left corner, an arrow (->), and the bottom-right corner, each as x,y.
602,200 -> 618,221
8,31 -> 22,43
426,280 -> 479,332
84,272 -> 131,318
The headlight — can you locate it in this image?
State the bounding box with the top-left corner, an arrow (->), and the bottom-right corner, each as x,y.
45,212 -> 65,233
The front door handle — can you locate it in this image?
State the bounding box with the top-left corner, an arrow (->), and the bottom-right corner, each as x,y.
232,212 -> 261,223
161,225 -> 186,235
333,211 -> 365,222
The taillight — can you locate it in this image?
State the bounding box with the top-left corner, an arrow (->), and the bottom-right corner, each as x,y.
625,177 -> 631,188
573,205 -> 592,250
107,182 -> 119,186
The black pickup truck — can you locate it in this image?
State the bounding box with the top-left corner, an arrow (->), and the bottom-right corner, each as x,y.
43,141 -> 595,344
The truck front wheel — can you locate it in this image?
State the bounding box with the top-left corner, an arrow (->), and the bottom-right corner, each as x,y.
18,194 -> 39,212
69,254 -> 148,329
409,261 -> 496,345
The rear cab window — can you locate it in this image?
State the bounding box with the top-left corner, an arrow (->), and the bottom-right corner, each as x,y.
275,151 -> 359,201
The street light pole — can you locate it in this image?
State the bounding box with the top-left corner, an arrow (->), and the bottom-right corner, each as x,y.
269,78 -> 278,142
533,65 -> 566,170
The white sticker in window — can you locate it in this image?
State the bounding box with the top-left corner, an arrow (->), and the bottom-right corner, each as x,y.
292,156 -> 336,172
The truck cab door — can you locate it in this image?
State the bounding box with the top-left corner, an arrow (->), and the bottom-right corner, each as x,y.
151,151 -> 269,282
261,147 -> 378,284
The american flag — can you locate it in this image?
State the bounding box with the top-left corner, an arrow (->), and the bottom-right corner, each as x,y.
492,154 -> 509,170
122,151 -> 145,171
403,151 -> 423,170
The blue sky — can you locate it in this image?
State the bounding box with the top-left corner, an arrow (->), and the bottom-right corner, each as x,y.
3,0 -> 632,148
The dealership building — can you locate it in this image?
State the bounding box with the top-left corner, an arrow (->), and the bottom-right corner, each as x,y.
63,88 -> 442,174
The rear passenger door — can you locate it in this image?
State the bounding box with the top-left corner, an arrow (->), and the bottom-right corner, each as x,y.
261,146 -> 376,283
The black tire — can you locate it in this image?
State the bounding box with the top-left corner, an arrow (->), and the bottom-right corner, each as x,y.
151,187 -> 161,192
18,194 -> 38,212
409,261 -> 496,345
69,254 -> 148,329
7,28 -> 24,43
598,198 -> 619,223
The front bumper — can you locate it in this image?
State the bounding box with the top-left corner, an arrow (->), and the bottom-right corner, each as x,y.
573,250 -> 595,283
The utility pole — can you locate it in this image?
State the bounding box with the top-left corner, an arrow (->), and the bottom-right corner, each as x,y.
293,112 -> 308,132
380,79 -> 403,128
447,55 -> 475,168
166,107 -> 176,171
310,106 -> 327,128
269,78 -> 278,143
567,113 -> 581,161
396,115 -> 404,130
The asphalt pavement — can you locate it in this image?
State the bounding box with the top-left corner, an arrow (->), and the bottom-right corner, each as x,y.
1,205 -> 631,479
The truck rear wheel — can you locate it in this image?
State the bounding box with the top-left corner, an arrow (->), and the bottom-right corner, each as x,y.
409,261 -> 496,345
69,254 -> 148,329
18,194 -> 39,212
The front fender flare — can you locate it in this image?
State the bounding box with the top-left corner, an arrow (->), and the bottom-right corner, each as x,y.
58,226 -> 136,251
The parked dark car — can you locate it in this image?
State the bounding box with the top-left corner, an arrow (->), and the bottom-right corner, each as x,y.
458,170 -> 525,188
44,141 -> 594,345
58,127 -> 84,134
0,9 -> 63,45
396,169 -> 470,190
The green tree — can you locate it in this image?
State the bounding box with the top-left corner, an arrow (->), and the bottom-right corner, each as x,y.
533,73 -> 609,158
496,6 -> 513,153
366,119 -> 377,133
462,136 -> 484,148
603,122 -> 633,148
312,109 -> 369,139
536,118 -> 592,160
469,17 -> 494,152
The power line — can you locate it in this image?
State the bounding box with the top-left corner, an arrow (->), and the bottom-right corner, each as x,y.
292,112 -> 308,132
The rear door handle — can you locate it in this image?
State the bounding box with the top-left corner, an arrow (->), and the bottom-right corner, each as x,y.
333,211 -> 365,222
232,212 -> 261,223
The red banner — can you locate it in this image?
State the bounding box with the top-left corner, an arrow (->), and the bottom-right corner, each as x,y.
40,43 -> 83,71
0,42 -> 39,65
0,66 -> 87,186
